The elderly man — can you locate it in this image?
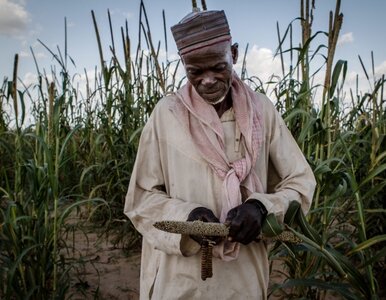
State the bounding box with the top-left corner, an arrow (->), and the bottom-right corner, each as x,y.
124,9 -> 315,300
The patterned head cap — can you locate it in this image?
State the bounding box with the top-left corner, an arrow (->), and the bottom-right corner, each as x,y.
171,10 -> 231,55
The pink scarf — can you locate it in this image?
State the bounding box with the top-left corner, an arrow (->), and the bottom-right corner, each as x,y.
172,72 -> 264,261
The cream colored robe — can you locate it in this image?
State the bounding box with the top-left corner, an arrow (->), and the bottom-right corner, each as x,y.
124,91 -> 316,300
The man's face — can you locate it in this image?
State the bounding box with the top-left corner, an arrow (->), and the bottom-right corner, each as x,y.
181,41 -> 237,104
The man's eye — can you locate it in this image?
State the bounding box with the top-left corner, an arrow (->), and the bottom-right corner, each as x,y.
188,69 -> 201,75
214,65 -> 226,72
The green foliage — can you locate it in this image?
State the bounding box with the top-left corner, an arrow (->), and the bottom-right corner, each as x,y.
267,1 -> 385,299
0,0 -> 385,299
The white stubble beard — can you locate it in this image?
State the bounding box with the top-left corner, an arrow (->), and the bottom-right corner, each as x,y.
209,94 -> 226,105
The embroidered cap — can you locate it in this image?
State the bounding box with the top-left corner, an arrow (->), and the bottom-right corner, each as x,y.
171,10 -> 231,55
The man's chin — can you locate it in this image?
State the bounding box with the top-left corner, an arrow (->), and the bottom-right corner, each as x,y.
200,94 -> 225,105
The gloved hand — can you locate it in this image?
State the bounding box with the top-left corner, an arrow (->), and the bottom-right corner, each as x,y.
187,207 -> 222,245
225,199 -> 268,245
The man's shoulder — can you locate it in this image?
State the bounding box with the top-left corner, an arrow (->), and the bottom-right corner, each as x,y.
157,92 -> 179,106
147,92 -> 184,124
152,92 -> 180,114
250,91 -> 277,113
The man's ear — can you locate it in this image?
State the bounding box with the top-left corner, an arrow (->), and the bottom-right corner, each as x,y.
231,43 -> 239,64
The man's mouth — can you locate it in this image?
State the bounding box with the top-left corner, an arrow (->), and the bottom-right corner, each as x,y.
202,89 -> 222,97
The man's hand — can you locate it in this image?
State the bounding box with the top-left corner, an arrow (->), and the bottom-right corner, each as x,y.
187,207 -> 222,245
225,200 -> 268,245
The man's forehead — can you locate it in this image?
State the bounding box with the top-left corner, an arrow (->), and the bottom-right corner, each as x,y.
171,10 -> 231,56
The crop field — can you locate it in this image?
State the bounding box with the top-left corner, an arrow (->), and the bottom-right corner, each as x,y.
0,0 -> 385,299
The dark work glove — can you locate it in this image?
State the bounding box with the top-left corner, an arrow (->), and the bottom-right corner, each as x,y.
225,199 -> 268,245
187,207 -> 222,245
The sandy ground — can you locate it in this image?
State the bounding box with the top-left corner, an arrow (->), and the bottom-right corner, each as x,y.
65,226 -> 141,300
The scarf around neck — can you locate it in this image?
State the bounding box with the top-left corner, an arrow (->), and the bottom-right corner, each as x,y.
172,72 -> 264,261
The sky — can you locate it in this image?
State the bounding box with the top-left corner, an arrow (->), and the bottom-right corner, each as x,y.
1,0 -> 386,101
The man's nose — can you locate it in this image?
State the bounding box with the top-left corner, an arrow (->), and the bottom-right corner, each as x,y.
201,73 -> 216,86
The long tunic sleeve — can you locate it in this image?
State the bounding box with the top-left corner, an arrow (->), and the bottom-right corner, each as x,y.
247,97 -> 315,221
124,92 -> 316,300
